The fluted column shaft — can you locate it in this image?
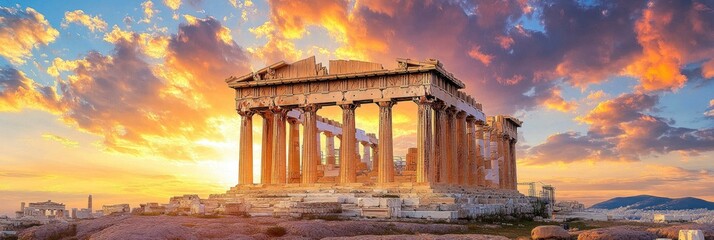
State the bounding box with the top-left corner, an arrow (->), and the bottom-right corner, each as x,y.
475,122 -> 486,186
270,107 -> 288,185
433,102 -> 448,183
466,117 -> 477,186
456,111 -> 467,185
371,144 -> 378,170
496,132 -> 506,189
339,103 -> 357,184
259,111 -> 273,184
446,107 -> 458,184
325,132 -> 336,165
483,127 -> 491,169
301,105 -> 320,184
287,118 -> 300,183
362,143 -> 371,164
415,97 -> 433,183
238,110 -> 254,186
377,100 -> 395,184
510,139 -> 518,189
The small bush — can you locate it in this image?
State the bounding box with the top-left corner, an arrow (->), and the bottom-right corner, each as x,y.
266,226 -> 287,237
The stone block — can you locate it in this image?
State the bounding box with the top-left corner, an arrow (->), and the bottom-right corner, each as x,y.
358,198 -> 380,207
401,211 -> 458,220
362,208 -> 390,218
380,198 -> 401,208
402,198 -> 419,207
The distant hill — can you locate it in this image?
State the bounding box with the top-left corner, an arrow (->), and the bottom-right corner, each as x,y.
590,195 -> 714,210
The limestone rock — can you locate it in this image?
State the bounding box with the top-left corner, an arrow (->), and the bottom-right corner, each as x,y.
531,225 -> 570,240
577,226 -> 657,240
18,222 -> 73,240
322,234 -> 509,240
647,224 -> 714,240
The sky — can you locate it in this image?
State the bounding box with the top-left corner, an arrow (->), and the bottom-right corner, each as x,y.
1,0 -> 713,216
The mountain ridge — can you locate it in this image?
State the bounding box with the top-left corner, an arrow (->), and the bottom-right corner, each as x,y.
590,195 -> 714,210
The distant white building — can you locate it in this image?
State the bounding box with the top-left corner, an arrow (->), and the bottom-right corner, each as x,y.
654,213 -> 692,223
15,200 -> 66,220
102,204 -> 130,215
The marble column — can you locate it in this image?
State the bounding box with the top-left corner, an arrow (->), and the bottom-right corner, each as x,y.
371,143 -> 378,170
503,136 -> 511,189
259,111 -> 273,184
377,100 -> 395,184
475,122 -> 486,187
483,126 -> 491,169
316,131 -> 322,165
362,142 -> 371,165
325,132 -> 336,165
270,107 -> 288,185
287,118 -> 301,183
301,104 -> 320,184
466,117 -> 477,186
446,107 -> 458,184
339,103 -> 357,184
433,101 -> 448,184
238,110 -> 254,186
456,111 -> 467,185
415,97 -> 433,183
510,139 -> 518,189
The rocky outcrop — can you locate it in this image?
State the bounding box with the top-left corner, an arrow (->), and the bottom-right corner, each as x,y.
18,215 -> 471,240
577,226 -> 657,240
647,224 -> 714,240
531,225 -> 570,240
322,234 -> 509,240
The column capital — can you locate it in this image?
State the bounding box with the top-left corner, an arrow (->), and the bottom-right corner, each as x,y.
339,102 -> 359,110
445,106 -> 458,115
324,131 -> 334,137
456,110 -> 467,119
287,117 -> 300,124
466,116 -> 477,123
433,100 -> 447,110
376,99 -> 395,108
237,109 -> 255,118
412,96 -> 434,105
300,104 -> 321,113
269,106 -> 290,115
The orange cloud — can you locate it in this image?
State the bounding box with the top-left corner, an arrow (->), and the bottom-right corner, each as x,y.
1,16 -> 251,161
527,93 -> 714,165
104,25 -> 170,58
467,45 -> 493,66
703,59 -> 714,79
42,133 -> 79,148
624,1 -> 714,92
140,0 -> 155,23
0,67 -> 61,113
0,6 -> 59,65
540,88 -> 577,112
62,10 -> 108,32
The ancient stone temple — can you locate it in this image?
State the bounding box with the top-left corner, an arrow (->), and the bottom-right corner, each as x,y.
210,57 -> 531,220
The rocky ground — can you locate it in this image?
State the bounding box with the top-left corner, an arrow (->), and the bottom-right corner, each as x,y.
15,215 -> 714,240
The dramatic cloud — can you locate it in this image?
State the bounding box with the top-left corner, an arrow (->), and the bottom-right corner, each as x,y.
5,16 -> 250,161
260,0 -> 714,114
103,25 -> 169,58
525,93 -> 714,164
62,10 -> 108,32
0,6 -> 59,65
624,0 -> 714,92
539,87 -> 578,112
0,66 -> 60,112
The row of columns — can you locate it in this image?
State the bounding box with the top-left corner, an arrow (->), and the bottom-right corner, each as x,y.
413,98 -> 516,189
237,97 -> 516,189
237,104 -> 381,186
